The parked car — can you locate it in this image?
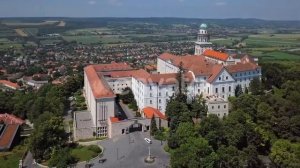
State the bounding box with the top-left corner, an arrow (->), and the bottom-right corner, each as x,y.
99,158 -> 107,163
144,138 -> 152,144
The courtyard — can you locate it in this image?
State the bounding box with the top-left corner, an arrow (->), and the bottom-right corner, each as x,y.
83,132 -> 170,168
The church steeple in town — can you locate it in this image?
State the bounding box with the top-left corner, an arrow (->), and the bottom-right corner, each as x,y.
195,23 -> 213,55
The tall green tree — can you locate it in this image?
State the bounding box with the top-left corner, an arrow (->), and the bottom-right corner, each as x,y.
234,84 -> 243,97
191,94 -> 208,119
150,115 -> 158,136
249,77 -> 262,95
29,113 -> 67,162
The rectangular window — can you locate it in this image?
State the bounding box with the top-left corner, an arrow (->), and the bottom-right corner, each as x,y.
150,100 -> 152,104
150,93 -> 152,97
150,86 -> 152,90
172,86 -> 175,91
159,92 -> 161,96
215,88 -> 218,94
159,99 -> 161,103
222,87 -> 225,93
166,92 -> 168,96
229,86 -> 231,92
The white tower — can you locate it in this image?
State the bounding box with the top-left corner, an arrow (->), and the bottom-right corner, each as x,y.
195,23 -> 213,55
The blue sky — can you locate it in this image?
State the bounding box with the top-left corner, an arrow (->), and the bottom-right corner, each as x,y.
0,0 -> 299,20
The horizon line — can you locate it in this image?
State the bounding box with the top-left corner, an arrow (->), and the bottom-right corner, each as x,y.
0,16 -> 299,22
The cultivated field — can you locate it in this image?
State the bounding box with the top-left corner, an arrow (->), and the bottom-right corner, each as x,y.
15,29 -> 28,37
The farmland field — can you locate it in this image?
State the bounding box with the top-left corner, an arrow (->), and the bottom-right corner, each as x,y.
2,20 -> 60,26
15,29 -> 28,37
259,51 -> 300,61
245,34 -> 300,48
62,35 -> 132,44
0,38 -> 23,50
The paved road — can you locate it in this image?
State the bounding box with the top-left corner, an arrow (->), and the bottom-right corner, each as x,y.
22,151 -> 34,168
119,101 -> 135,119
82,132 -> 170,168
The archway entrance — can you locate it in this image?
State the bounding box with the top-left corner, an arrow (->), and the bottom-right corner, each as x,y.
128,122 -> 143,133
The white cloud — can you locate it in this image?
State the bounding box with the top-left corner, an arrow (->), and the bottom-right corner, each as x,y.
215,1 -> 226,6
88,0 -> 96,5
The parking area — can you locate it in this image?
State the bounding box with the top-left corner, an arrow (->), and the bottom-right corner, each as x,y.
85,132 -> 170,168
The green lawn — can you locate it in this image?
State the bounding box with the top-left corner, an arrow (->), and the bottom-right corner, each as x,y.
70,145 -> 101,162
0,143 -> 27,168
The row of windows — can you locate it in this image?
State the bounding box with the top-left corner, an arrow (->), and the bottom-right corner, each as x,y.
112,83 -> 128,87
150,99 -> 163,104
149,86 -> 175,91
234,70 -> 260,77
215,86 -> 232,94
211,105 -> 227,110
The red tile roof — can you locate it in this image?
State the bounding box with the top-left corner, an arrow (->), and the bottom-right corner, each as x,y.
0,80 -> 20,89
225,62 -> 260,73
143,107 -> 166,120
93,62 -> 133,72
84,65 -> 115,99
110,117 -> 120,123
0,113 -> 25,125
159,53 -> 230,83
203,49 -> 229,61
207,65 -> 224,83
0,124 -> 19,149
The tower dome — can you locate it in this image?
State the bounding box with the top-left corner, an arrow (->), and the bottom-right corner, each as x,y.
200,23 -> 208,29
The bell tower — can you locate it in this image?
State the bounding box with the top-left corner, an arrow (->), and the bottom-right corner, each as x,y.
195,23 -> 213,55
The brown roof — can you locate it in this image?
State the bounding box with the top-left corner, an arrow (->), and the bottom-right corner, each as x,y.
226,62 -> 260,73
84,65 -> 115,99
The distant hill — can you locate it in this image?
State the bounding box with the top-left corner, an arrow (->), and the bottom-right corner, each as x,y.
1,17 -> 300,29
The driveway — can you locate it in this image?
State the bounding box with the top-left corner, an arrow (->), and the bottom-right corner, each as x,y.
118,101 -> 135,119
83,132 -> 170,168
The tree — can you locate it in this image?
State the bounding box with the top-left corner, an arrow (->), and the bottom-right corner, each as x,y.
199,115 -> 225,150
191,94 -> 208,119
29,113 -> 67,162
175,62 -> 187,102
171,137 -> 218,168
48,148 -> 77,168
174,122 -> 197,147
234,84 -> 243,97
249,77 -> 262,95
270,140 -> 300,168
216,145 -> 246,168
150,115 -> 158,136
